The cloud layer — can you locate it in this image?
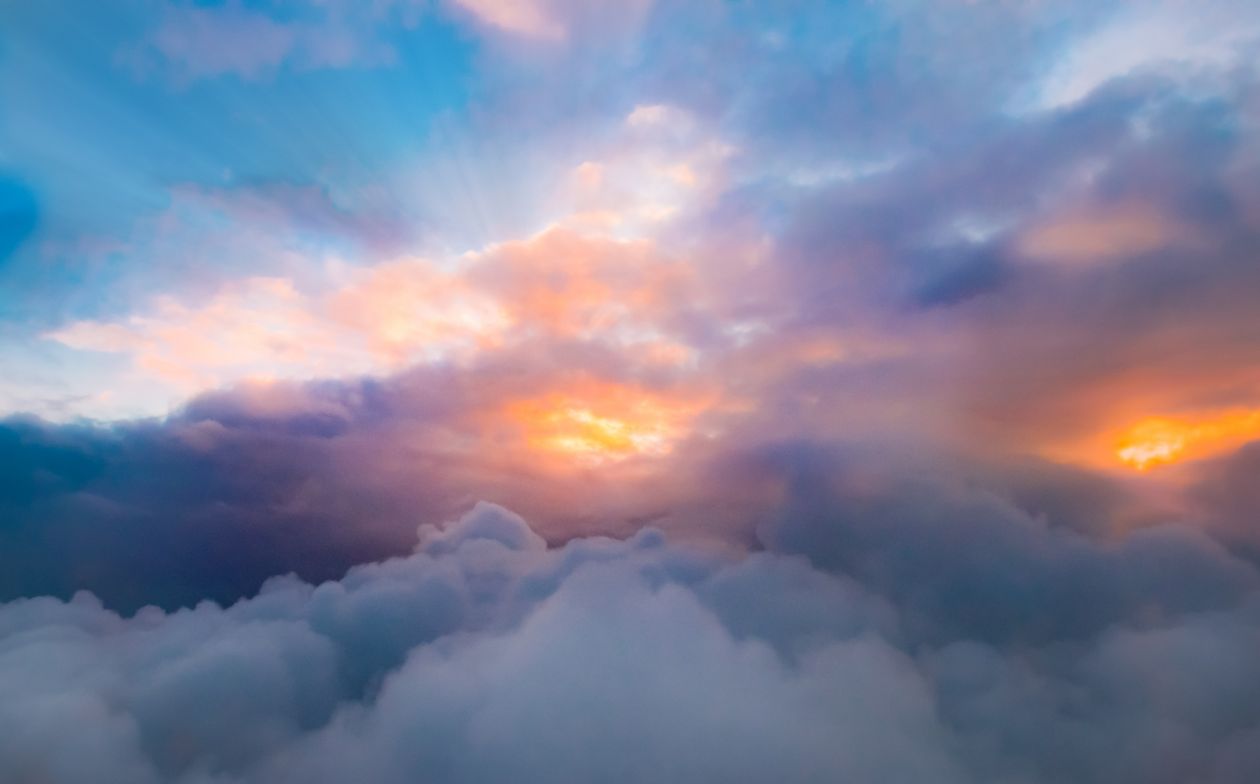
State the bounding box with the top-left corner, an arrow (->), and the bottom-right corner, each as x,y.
2,502 -> 1258,783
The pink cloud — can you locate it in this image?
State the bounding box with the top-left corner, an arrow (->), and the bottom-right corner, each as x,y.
448,0 -> 654,42
451,0 -> 567,39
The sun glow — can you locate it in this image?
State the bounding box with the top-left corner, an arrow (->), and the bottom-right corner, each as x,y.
1114,409 -> 1260,470
503,383 -> 706,463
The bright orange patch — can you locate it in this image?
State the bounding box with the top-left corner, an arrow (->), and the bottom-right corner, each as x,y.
503,382 -> 707,463
1114,409 -> 1260,470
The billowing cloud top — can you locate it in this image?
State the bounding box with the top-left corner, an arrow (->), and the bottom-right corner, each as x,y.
3,1 -> 1260,782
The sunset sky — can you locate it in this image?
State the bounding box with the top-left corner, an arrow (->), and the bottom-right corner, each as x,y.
3,2 -> 1260,783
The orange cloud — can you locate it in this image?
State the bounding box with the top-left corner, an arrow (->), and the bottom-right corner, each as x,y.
468,228 -> 692,341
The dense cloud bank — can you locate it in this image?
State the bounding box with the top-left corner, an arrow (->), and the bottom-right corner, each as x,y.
5,393 -> 1260,612
3,501 -> 1259,784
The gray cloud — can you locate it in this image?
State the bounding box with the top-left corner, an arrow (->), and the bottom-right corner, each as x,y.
1,503 -> 1258,783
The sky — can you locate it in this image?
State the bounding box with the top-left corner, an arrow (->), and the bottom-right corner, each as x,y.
3,1 -> 1260,782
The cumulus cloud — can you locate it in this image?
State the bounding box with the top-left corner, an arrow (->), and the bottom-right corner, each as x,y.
1,502 -> 1258,783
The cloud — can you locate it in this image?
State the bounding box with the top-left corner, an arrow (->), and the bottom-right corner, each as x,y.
146,3 -> 300,80
0,352 -> 719,610
1187,441 -> 1260,560
418,501 -> 545,554
0,502 -> 1258,783
1033,0 -> 1260,111
448,0 -> 566,40
20,3 -> 1260,518
742,54 -> 1260,471
21,54 -> 1260,601
2,368 -> 1254,642
123,0 -> 415,82
8,4 -> 1260,779
39,225 -> 705,420
44,258 -> 509,402
1016,201 -> 1192,265
447,0 -> 654,42
758,444 -> 1257,644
